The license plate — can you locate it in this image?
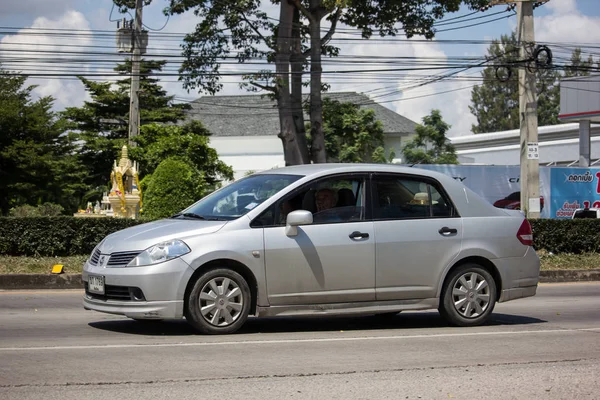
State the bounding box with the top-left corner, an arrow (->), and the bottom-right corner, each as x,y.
88,275 -> 105,295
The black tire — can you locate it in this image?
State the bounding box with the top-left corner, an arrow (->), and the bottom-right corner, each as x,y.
439,264 -> 497,327
185,268 -> 251,335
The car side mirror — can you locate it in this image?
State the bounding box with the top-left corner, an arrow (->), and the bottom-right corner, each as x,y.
285,210 -> 313,236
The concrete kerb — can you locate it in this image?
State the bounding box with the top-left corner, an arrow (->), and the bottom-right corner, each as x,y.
0,274 -> 84,290
0,270 -> 599,290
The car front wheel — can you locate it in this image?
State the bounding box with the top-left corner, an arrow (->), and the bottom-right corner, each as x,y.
185,268 -> 251,335
439,264 -> 497,327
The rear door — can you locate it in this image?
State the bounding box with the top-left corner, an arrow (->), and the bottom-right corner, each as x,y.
371,173 -> 463,301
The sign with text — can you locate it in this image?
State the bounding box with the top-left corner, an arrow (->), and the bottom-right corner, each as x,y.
527,142 -> 539,160
550,168 -> 600,218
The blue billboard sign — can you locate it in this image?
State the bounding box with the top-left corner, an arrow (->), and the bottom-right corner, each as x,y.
550,168 -> 600,218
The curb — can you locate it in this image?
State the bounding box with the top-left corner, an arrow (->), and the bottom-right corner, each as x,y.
0,270 -> 599,290
538,269 -> 600,283
0,274 -> 83,290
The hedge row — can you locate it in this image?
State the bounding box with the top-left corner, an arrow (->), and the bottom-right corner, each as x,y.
0,217 -> 144,257
529,219 -> 600,254
0,217 -> 599,257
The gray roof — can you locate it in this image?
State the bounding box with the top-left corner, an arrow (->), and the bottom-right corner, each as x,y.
180,92 -> 417,137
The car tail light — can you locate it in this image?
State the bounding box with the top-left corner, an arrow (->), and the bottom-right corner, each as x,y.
517,219 -> 533,246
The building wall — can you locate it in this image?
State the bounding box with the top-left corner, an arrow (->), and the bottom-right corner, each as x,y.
451,124 -> 600,166
211,133 -> 411,180
456,137 -> 600,165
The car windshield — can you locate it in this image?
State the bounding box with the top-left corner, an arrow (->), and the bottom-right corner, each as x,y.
176,174 -> 302,220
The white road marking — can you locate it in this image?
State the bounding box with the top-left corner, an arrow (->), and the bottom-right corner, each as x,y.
1,327 -> 599,352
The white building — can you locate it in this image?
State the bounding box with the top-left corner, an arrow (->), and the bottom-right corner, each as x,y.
180,92 -> 418,179
451,123 -> 600,166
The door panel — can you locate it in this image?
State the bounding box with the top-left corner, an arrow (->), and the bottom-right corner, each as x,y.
264,222 -> 375,305
374,218 -> 462,300
371,174 -> 463,300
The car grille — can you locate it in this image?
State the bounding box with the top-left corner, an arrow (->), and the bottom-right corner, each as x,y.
89,248 -> 101,266
85,283 -> 146,302
107,251 -> 141,266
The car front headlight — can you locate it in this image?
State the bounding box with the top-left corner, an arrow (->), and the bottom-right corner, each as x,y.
127,240 -> 191,267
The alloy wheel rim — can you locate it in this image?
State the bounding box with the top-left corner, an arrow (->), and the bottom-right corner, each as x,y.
199,277 -> 244,327
451,272 -> 491,318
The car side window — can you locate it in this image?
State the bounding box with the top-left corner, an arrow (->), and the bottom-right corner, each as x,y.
373,175 -> 454,220
252,175 -> 367,227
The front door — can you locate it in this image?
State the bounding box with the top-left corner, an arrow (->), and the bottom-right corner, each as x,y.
262,174 -> 376,305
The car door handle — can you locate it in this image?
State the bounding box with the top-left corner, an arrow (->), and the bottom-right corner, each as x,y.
439,227 -> 458,236
349,231 -> 369,240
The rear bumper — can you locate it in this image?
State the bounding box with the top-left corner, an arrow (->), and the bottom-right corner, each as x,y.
499,285 -> 537,302
495,246 -> 540,303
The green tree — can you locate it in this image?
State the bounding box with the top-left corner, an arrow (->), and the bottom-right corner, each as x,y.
62,59 -> 190,193
313,98 -> 393,163
142,158 -> 207,220
114,0 -> 487,165
402,110 -> 458,165
0,70 -> 87,215
564,48 -> 595,78
130,121 -> 233,191
469,31 -> 562,133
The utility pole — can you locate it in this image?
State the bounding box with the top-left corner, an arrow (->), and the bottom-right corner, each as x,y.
489,0 -> 541,218
128,0 -> 144,147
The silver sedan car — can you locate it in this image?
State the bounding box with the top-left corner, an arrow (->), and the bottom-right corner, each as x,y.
83,164 -> 540,334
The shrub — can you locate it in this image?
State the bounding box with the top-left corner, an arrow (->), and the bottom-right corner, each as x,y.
8,205 -> 39,217
8,203 -> 65,217
530,219 -> 600,254
142,158 -> 207,220
0,217 -> 143,256
1,216 -> 599,258
36,202 -> 65,217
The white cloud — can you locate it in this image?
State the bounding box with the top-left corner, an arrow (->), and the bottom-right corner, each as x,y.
0,0 -> 75,18
535,3 -> 600,44
0,10 -> 93,110
322,31 -> 477,136
545,0 -> 577,15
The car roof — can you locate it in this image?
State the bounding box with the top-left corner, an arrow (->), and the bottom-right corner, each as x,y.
261,163 -> 450,180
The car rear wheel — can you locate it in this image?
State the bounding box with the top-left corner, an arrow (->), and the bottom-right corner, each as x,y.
185,268 -> 251,334
439,264 -> 496,327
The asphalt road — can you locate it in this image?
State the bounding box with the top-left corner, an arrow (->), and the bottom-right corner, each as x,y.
1,283 -> 599,399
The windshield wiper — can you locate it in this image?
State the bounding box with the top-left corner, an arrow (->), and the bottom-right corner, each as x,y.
171,212 -> 206,220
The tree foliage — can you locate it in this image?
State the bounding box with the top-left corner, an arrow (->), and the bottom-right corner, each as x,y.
130,121 -> 234,191
142,158 -> 207,220
0,70 -> 87,215
564,48 -> 596,78
469,32 -> 599,134
315,98 -> 393,163
113,0 -> 487,165
62,60 -> 190,191
402,110 -> 458,165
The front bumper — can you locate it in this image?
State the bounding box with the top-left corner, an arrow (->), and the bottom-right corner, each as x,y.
82,256 -> 193,319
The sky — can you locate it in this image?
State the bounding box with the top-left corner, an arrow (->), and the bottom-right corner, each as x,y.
1,0 -> 599,137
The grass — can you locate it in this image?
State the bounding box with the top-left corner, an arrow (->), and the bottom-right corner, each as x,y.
0,255 -> 88,274
536,250 -> 600,270
0,251 -> 599,274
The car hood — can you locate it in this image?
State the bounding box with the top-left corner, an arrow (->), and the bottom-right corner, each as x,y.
98,219 -> 228,254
